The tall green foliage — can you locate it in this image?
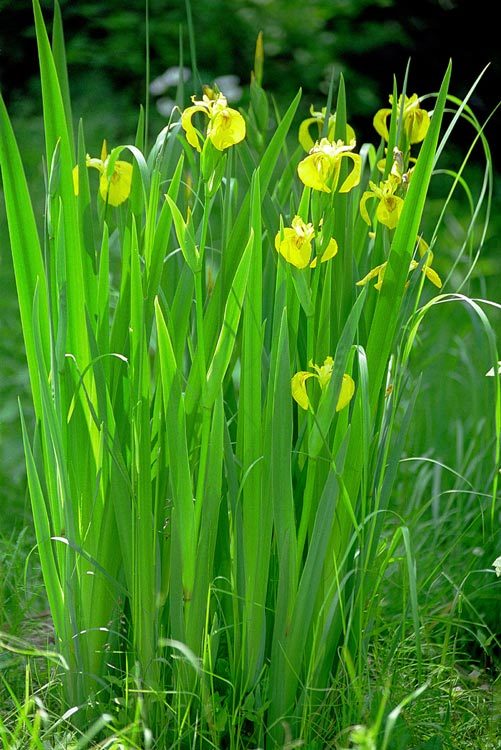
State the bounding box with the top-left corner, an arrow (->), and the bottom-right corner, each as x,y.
0,2 -> 497,747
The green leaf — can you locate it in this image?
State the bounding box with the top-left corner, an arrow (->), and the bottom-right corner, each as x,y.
204,229 -> 253,409
0,94 -> 49,417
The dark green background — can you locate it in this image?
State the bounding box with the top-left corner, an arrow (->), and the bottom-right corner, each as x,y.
0,0 -> 499,158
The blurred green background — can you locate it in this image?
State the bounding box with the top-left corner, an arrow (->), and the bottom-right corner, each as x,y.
0,0 -> 500,530
1,0 -> 500,152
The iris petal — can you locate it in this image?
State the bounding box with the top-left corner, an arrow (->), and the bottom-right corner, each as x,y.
356,263 -> 387,288
298,117 -> 318,152
209,107 -> 246,150
310,237 -> 338,267
181,104 -> 209,152
72,165 -> 80,196
275,228 -> 312,269
291,371 -> 316,410
337,374 -> 356,412
338,152 -> 362,193
375,195 -> 403,229
297,152 -> 332,192
424,266 -> 442,288
359,191 -> 375,226
99,161 -> 133,206
373,108 -> 391,140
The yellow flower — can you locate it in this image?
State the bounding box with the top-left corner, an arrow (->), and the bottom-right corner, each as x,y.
297,137 -> 361,194
275,216 -> 315,269
356,237 -> 442,291
360,176 -> 404,230
274,216 -> 338,269
298,106 -> 356,152
181,90 -> 246,152
356,262 -> 388,291
309,237 -> 338,268
410,237 -> 442,288
72,140 -> 132,207
374,93 -> 430,145
291,356 -> 355,412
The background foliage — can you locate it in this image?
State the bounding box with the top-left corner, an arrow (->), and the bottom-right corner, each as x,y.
1,0 -> 499,151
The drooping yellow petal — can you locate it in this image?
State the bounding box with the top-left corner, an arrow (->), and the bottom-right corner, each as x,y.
414,237 -> 442,287
375,194 -> 404,229
310,237 -> 338,268
320,237 -> 338,262
416,236 -> 433,263
274,215 -> 315,269
338,152 -> 362,193
360,177 -> 404,229
298,116 -> 319,152
297,151 -> 332,193
403,95 -> 430,144
291,371 -> 316,410
320,237 -> 338,263
359,190 -> 375,226
275,228 -> 312,268
423,265 -> 442,288
72,165 -> 80,196
181,104 -> 209,152
356,262 -> 387,288
336,374 -> 355,412
373,269 -> 386,291
99,160 -> 133,206
373,108 -> 391,141
406,108 -> 430,143
208,107 -> 246,150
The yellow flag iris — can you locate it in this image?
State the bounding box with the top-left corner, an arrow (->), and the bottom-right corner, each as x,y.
274,216 -> 338,269
275,216 -> 315,269
356,237 -> 442,291
410,237 -> 443,288
291,356 -> 355,412
298,106 -> 356,152
72,140 -> 132,207
297,138 -> 361,194
181,91 -> 246,151
374,94 -> 430,144
360,176 -> 404,230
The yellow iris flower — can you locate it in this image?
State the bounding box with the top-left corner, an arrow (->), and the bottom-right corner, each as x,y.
374,93 -> 430,145
356,237 -> 442,291
409,237 -> 443,288
274,216 -> 338,269
298,106 -> 356,152
291,356 -> 355,412
72,140 -> 132,207
181,91 -> 246,151
297,137 -> 361,194
360,175 -> 404,230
